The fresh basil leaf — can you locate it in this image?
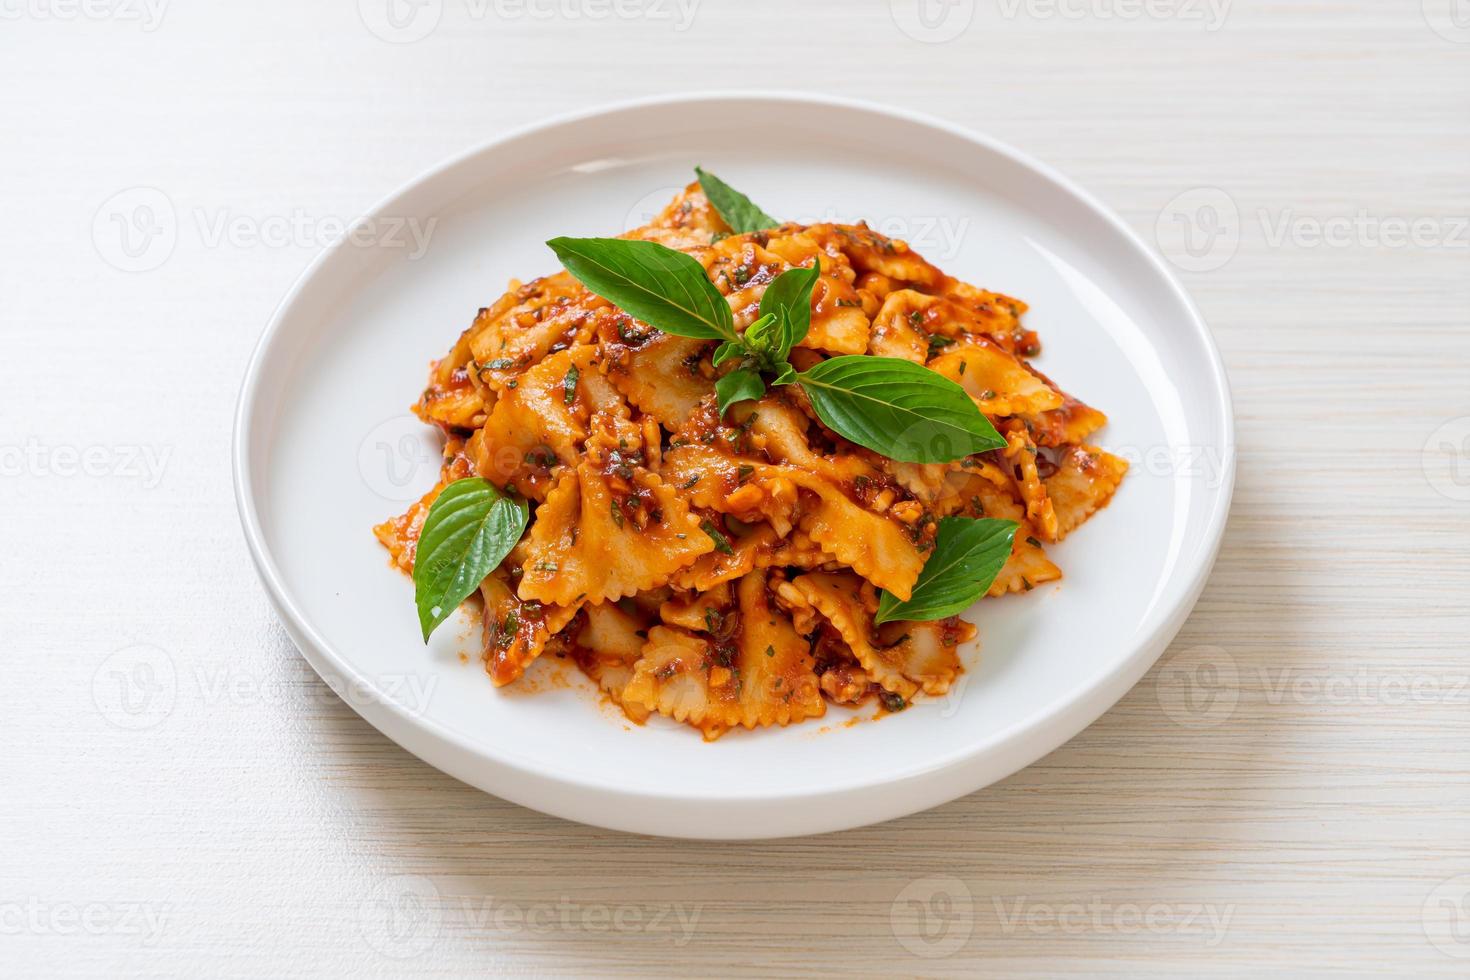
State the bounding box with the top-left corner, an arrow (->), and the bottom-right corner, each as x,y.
715,367 -> 765,414
796,355 -> 1006,462
547,237 -> 735,342
770,362 -> 797,386
874,517 -> 1019,624
759,259 -> 820,356
413,478 -> 529,642
712,341 -> 743,367
694,166 -> 778,234
742,312 -> 781,364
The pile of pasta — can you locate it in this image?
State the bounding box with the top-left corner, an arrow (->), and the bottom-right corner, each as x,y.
375,182 -> 1127,739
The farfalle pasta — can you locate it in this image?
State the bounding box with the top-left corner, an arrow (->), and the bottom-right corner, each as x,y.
375,180 -> 1127,739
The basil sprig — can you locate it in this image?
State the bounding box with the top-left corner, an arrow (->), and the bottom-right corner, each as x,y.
546,237 -> 1003,461
695,166 -> 778,233
413,478 -> 528,642
875,517 -> 1019,624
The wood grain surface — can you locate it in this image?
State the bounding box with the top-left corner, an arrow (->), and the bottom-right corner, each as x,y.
3,1 -> 1467,974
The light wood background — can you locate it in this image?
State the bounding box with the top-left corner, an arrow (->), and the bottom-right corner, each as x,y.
3,1 -> 1468,975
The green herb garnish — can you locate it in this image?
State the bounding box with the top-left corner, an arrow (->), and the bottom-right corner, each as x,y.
874,517 -> 1019,624
412,478 -> 529,642
695,166 -> 777,233
545,170 -> 1004,461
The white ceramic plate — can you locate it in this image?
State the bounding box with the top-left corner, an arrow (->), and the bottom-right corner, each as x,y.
233,93 -> 1233,839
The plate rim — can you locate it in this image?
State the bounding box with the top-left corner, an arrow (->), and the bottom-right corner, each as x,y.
232,90 -> 1235,837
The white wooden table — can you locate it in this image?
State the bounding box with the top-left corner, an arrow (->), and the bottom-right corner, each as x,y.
4,1 -> 1468,974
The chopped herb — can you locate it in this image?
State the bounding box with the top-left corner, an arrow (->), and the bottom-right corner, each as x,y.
908,310 -> 925,328
765,645 -> 775,658
732,264 -> 752,286
1021,577 -> 1034,591
927,334 -> 956,354
879,691 -> 907,712
981,389 -> 997,400
704,607 -> 723,633
700,519 -> 734,555
680,474 -> 701,489
1026,536 -> 1042,549
506,380 -> 518,389
535,561 -> 559,573
736,464 -> 754,483
609,499 -> 624,528
486,357 -> 516,370
563,364 -> 579,405
835,298 -> 863,308
958,361 -> 967,375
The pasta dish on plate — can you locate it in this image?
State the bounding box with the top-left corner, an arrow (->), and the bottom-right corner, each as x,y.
374,169 -> 1127,740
